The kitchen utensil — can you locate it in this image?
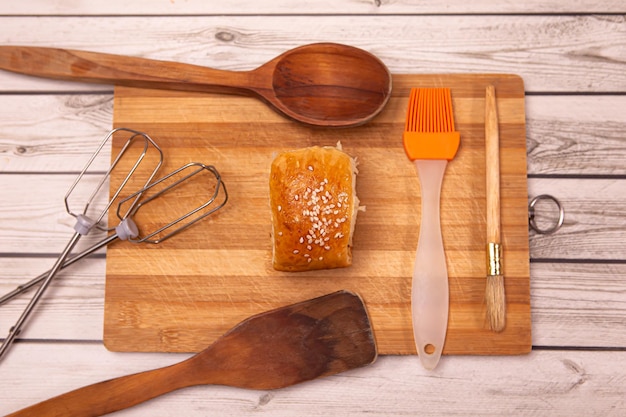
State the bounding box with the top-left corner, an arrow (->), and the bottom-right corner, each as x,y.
0,162 -> 227,307
403,87 -> 460,370
0,128 -> 163,362
484,85 -> 506,332
0,43 -> 392,127
6,290 -> 377,417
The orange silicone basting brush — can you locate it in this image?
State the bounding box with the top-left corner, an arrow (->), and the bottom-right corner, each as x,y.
403,87 -> 460,370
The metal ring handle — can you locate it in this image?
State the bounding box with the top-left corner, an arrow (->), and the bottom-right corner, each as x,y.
528,194 -> 564,234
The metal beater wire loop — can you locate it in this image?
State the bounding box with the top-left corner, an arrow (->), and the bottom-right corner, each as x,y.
116,162 -> 229,245
64,127 -> 164,232
528,194 -> 564,235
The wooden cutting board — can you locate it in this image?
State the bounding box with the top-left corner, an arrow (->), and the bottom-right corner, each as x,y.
104,73 -> 531,355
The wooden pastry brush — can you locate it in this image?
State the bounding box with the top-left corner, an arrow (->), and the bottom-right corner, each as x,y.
403,87 -> 460,370
485,85 -> 506,332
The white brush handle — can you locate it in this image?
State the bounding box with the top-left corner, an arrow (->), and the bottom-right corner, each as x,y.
412,159 -> 449,370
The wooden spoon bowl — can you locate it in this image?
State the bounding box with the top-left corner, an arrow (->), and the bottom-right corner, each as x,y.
266,43 -> 392,126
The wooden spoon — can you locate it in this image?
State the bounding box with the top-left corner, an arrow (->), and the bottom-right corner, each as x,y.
7,290 -> 377,417
0,43 -> 392,127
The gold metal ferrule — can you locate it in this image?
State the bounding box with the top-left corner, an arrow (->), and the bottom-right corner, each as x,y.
487,242 -> 502,276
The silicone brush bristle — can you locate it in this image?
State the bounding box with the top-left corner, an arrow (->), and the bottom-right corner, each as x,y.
403,87 -> 461,161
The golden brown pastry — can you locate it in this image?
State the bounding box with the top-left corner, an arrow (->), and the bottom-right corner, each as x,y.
269,145 -> 360,272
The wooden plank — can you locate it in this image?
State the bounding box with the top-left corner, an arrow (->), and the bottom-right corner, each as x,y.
528,178 -> 626,260
0,0 -> 623,15
0,16 -> 624,92
526,95 -> 626,176
531,262 -> 626,348
3,95 -> 626,175
0,95 -> 113,172
0,259 -> 106,341
1,345 -> 625,416
0,174 -> 118,253
104,74 -> 531,355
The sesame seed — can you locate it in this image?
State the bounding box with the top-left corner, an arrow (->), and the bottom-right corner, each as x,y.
308,165 -> 314,171
299,237 -> 304,244
293,250 -> 299,254
308,258 -> 312,263
324,245 -> 331,250
319,256 -> 324,261
277,205 -> 282,212
294,195 -> 299,201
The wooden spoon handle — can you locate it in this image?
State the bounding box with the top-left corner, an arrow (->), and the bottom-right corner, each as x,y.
6,360 -> 199,417
485,84 -> 501,244
0,46 -> 256,94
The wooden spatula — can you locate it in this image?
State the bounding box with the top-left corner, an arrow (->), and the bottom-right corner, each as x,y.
7,290 -> 377,417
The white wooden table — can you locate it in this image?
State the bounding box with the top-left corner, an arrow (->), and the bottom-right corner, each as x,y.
1,2 -> 625,415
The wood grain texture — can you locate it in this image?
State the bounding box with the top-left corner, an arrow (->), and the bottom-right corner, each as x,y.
4,177 -> 622,258
7,291 -> 376,417
2,344 -> 626,417
2,95 -> 624,175
485,85 -> 501,244
1,0 -> 623,15
531,263 -> 626,347
0,258 -> 106,341
104,73 -> 531,355
0,175 -> 117,253
0,3 -> 625,416
4,261 -> 626,348
528,178 -> 626,260
0,16 -> 624,93
0,94 -> 113,171
525,96 -> 626,176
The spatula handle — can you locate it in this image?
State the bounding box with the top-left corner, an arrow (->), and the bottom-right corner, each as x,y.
0,46 -> 253,94
411,159 -> 449,370
6,360 -> 197,417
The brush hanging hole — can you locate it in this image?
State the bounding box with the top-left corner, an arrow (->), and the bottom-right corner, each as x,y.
423,344 -> 436,355
528,194 -> 564,235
